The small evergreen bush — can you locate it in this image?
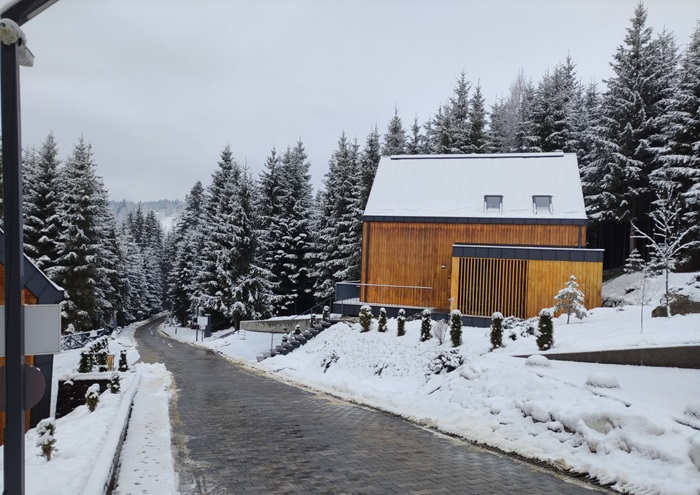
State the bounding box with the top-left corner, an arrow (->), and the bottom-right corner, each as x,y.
428,349 -> 464,374
36,418 -> 57,461
359,305 -> 373,332
420,309 -> 432,342
377,308 -> 388,333
450,310 -> 462,347
78,349 -> 93,373
309,313 -> 317,328
85,384 -> 100,412
109,373 -> 121,394
322,306 -> 331,322
554,275 -> 588,324
96,348 -> 108,372
490,312 -> 504,349
397,309 -> 406,337
536,309 -> 554,351
118,350 -> 129,372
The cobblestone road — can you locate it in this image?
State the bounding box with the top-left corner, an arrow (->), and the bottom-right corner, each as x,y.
135,320 -> 606,495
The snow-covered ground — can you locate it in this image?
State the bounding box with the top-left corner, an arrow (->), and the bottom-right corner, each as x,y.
1,271 -> 699,495
0,321 -> 178,494
163,271 -> 700,495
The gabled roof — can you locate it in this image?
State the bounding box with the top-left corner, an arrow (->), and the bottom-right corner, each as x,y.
0,230 -> 64,304
363,152 -> 587,222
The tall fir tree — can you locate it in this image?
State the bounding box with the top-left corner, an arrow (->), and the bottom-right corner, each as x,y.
467,81 -> 488,153
23,133 -> 63,273
53,138 -> 114,332
381,106 -> 407,156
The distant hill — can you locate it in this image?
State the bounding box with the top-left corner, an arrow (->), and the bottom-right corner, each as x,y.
109,199 -> 184,233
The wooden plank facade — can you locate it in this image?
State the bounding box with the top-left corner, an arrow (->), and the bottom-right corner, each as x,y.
360,220 -> 587,311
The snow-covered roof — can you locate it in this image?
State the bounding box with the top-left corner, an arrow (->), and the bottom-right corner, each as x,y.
363,153 -> 587,222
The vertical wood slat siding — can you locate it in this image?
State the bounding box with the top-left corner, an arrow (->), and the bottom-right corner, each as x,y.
455,258 -> 527,317
525,260 -> 602,317
362,221 -> 583,309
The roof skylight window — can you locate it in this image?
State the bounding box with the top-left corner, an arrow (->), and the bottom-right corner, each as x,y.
533,195 -> 553,214
484,195 -> 503,213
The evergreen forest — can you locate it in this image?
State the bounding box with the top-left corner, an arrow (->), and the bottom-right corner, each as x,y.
5,4 -> 700,332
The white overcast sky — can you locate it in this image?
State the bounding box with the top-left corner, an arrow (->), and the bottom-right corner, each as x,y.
8,0 -> 700,202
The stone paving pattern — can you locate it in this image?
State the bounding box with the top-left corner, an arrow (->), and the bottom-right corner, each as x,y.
135,320 -> 605,494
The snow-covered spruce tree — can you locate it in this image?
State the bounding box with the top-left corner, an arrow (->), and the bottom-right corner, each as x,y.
425,104 -> 452,154
651,23 -> 700,267
168,181 -> 205,325
624,248 -> 646,273
632,185 -> 698,317
467,81 -> 489,153
377,307 -> 388,333
359,305 -> 372,332
271,142 -> 316,315
420,309 -> 432,342
53,138 -> 115,333
23,133 -> 63,273
313,132 -> 361,300
536,309 -> 554,351
397,308 -> 406,337
85,384 -> 100,412
381,105 -> 407,156
584,4 -> 676,260
109,373 -> 120,394
35,418 -> 57,461
406,117 -> 425,155
488,70 -> 538,153
450,309 -> 462,347
447,71 -> 472,154
490,312 -> 504,349
554,275 -> 588,324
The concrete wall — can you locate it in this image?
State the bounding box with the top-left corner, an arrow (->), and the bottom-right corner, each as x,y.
240,316 -> 312,333
517,345 -> 700,369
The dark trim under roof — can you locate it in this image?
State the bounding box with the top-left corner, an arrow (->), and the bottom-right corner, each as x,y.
363,215 -> 587,226
0,231 -> 65,304
452,244 -> 604,263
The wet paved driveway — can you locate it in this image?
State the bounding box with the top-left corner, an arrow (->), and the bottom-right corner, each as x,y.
136,320 -> 605,495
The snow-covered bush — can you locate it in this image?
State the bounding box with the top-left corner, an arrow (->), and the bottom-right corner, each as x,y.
109,373 -> 121,394
432,320 -> 448,344
428,349 -> 464,374
322,306 -> 330,322
309,313 -> 317,328
585,371 -> 620,389
397,309 -> 406,337
684,399 -> 700,420
377,307 -> 388,333
85,384 -> 100,412
420,309 -> 432,342
490,312 -> 504,349
321,351 -> 339,373
525,354 -> 551,367
78,349 -> 93,373
554,275 -> 588,323
96,348 -> 108,372
536,309 -> 554,351
36,418 -> 56,461
450,310 -> 462,347
118,350 -> 129,372
359,305 -> 372,333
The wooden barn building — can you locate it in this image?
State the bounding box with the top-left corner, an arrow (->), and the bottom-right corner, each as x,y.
0,232 -> 64,444
334,152 -> 603,326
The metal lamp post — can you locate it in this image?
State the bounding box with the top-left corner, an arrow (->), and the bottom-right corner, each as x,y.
0,1 -> 59,493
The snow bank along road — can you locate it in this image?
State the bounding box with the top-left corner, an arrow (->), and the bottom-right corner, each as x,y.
135,323 -> 607,495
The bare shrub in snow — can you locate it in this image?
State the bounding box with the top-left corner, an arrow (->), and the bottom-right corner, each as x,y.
685,399 -> 700,420
321,352 -> 339,373
428,349 -> 464,374
85,384 -> 100,412
359,305 -> 373,333
36,418 -> 57,461
450,310 -> 462,347
420,309 -> 432,342
525,355 -> 552,367
432,320 -> 448,344
490,312 -> 504,349
377,307 -> 388,333
536,309 -> 554,351
585,372 -> 620,389
397,309 -> 406,337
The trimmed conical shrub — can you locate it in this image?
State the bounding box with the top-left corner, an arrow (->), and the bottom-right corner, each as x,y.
536,309 -> 554,351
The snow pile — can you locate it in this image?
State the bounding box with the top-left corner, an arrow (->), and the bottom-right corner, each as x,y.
585,371 -> 620,389
525,354 -> 552,367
